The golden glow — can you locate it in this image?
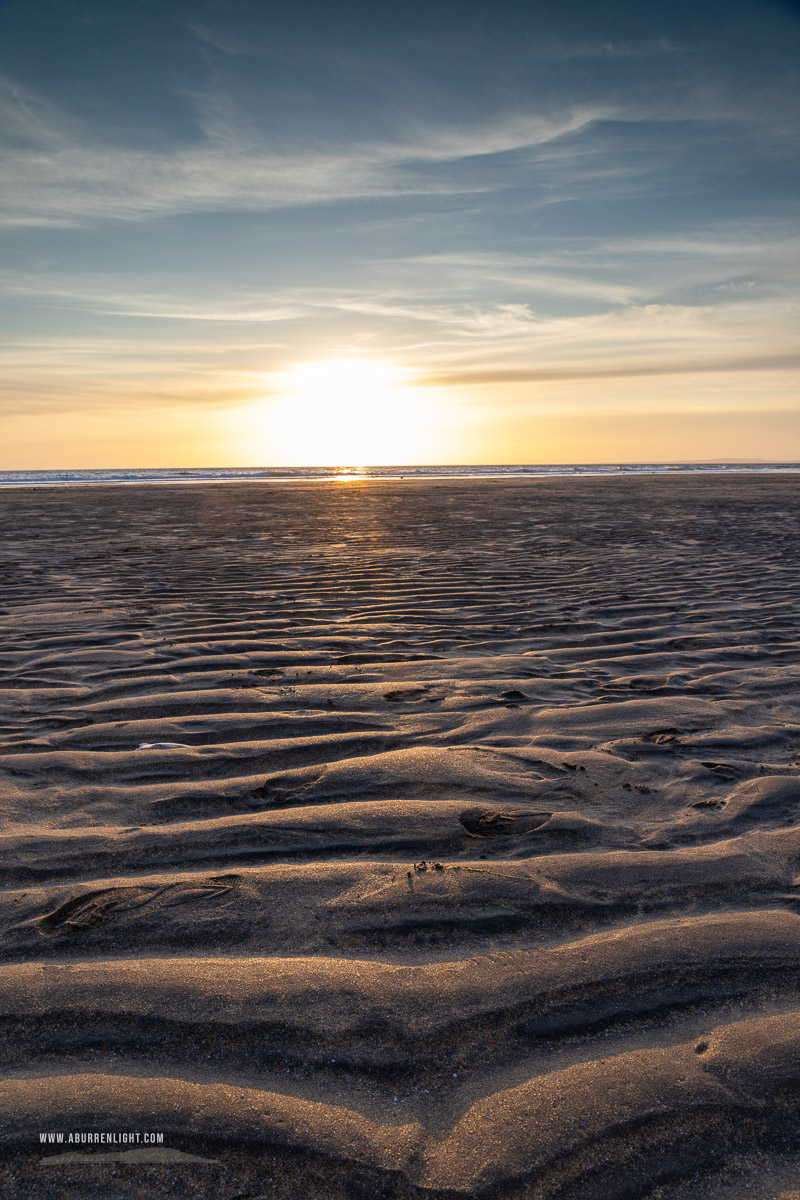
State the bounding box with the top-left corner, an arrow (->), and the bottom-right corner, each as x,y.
253,358 -> 432,466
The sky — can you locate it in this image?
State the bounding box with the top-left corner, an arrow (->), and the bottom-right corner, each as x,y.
1,0 -> 799,467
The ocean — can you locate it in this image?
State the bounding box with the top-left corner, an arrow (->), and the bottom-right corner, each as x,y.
0,463 -> 798,487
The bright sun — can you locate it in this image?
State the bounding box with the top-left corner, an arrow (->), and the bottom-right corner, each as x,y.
257,358 -> 431,466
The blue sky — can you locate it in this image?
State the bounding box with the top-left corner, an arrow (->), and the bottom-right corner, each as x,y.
1,0 -> 798,465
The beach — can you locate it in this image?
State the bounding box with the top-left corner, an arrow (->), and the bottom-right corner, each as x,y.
1,474 -> 800,1199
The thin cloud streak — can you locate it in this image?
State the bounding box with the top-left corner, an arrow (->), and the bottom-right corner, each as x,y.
420,353 -> 800,387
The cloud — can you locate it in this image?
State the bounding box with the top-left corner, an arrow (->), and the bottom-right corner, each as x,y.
420,353 -> 800,388
3,258 -> 797,377
364,251 -> 643,306
0,267 -> 311,324
305,290 -> 799,357
0,68 -> 607,227
539,37 -> 684,61
382,231 -> 800,314
316,297 -> 545,336
1,16 -> 795,233
188,22 -> 250,55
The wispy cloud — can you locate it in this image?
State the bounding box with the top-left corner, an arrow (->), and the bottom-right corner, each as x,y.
3,242 -> 797,381
0,70 -> 608,227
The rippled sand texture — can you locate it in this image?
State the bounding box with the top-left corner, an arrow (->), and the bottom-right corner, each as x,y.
2,475 -> 800,1200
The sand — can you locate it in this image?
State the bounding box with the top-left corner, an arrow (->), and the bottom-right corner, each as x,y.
1,474 -> 800,1199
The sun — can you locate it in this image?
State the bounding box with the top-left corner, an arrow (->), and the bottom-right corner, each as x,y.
257,358 -> 431,467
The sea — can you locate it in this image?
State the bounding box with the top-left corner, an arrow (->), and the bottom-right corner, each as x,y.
0,463 -> 797,488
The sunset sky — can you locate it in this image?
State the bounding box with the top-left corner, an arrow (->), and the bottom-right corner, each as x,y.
1,0 -> 799,467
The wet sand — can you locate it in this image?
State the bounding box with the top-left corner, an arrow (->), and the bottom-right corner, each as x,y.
1,475 -> 800,1199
